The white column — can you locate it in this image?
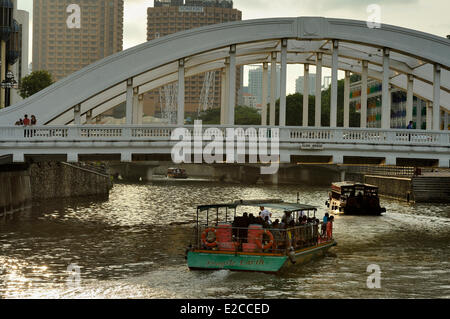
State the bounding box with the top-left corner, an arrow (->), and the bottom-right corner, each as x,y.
132,87 -> 139,124
315,53 -> 322,127
262,62 -> 269,126
330,40 -> 339,128
125,78 -> 133,125
228,45 -> 236,125
220,67 -> 227,125
381,48 -> 391,129
177,59 -> 185,126
344,71 -> 350,128
279,39 -> 288,127
426,100 -> 433,131
270,51 -> 277,126
137,94 -> 144,125
433,64 -> 441,131
303,64 -> 309,127
406,74 -> 414,126
74,104 -> 81,125
361,60 -> 368,128
86,110 -> 92,124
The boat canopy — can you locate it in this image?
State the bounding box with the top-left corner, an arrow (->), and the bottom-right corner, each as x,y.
197,199 -> 317,213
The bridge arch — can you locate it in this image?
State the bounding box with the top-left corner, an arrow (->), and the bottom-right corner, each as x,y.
0,17 -> 449,129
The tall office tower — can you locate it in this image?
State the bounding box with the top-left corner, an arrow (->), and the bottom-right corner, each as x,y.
248,65 -> 281,106
146,0 -> 242,122
33,0 -> 123,81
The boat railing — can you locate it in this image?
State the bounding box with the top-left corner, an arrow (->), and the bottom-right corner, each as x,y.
193,222 -> 334,254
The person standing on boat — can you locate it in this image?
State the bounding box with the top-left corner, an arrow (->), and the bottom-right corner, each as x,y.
321,213 -> 329,236
259,206 -> 272,223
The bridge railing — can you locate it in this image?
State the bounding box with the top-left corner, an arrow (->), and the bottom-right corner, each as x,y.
0,125 -> 448,146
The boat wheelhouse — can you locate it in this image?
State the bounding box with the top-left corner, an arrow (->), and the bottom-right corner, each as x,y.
326,182 -> 386,215
186,199 -> 337,273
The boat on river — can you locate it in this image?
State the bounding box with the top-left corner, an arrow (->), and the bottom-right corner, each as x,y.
167,168 -> 188,179
326,182 -> 386,216
186,199 -> 337,273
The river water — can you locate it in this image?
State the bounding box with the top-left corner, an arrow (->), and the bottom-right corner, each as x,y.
0,181 -> 449,299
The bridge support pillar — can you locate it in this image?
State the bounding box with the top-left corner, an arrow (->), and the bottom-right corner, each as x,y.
406,74 -> 414,126
279,39 -> 287,127
303,63 -> 309,127
385,156 -> 396,166
132,88 -> 140,124
381,48 -> 391,129
343,70 -> 350,128
438,158 -> 448,168
261,62 -> 269,126
333,154 -> 343,165
315,53 -> 322,127
330,40 -> 339,128
67,153 -> 78,163
270,51 -> 277,126
13,153 -> 24,163
121,153 -> 132,163
137,94 -> 144,125
340,169 -> 346,182
361,60 -> 368,128
433,64 -> 441,131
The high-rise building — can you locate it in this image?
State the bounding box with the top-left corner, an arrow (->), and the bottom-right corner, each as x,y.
295,74 -> 316,96
247,65 -> 280,106
32,0 -> 124,81
11,9 -> 29,105
146,0 -> 242,121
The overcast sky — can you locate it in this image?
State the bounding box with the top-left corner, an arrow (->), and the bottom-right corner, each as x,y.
17,0 -> 450,93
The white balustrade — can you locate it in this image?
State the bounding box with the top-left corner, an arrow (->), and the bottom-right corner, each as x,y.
0,126 -> 448,148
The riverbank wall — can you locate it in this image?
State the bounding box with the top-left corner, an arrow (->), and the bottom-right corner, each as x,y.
0,162 -> 112,217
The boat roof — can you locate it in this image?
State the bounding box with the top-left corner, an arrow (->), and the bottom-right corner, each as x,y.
197,199 -> 317,212
332,181 -> 379,189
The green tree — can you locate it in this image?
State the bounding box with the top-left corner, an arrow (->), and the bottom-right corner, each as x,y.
19,70 -> 54,99
196,105 -> 261,125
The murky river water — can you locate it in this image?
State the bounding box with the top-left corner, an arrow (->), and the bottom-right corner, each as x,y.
0,181 -> 449,299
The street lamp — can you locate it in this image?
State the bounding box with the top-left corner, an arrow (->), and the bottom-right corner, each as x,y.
1,70 -> 18,107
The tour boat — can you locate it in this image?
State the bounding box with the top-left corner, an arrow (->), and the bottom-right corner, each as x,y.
326,182 -> 386,215
167,168 -> 188,179
186,199 -> 337,273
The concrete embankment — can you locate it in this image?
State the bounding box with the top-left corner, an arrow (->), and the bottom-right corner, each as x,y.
0,162 -> 112,217
364,174 -> 450,203
0,165 -> 32,216
30,162 -> 111,200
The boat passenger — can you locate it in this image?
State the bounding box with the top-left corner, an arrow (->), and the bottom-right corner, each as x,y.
259,206 -> 272,223
281,211 -> 293,227
326,215 -> 334,239
321,213 -> 329,236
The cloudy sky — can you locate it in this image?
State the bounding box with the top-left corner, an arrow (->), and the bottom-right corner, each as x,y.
17,0 -> 450,93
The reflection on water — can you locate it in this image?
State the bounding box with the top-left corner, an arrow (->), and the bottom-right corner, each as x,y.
0,181 -> 449,299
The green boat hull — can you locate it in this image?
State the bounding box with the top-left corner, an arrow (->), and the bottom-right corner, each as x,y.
187,241 -> 336,273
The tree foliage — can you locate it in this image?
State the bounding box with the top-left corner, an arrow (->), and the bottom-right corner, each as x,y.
19,70 -> 54,99
196,105 -> 261,125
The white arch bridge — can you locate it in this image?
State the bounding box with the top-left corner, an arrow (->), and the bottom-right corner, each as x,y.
0,17 -> 449,167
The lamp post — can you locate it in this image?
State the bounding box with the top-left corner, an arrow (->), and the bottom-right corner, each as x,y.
1,70 -> 18,106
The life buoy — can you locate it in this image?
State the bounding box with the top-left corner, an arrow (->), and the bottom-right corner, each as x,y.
255,229 -> 274,250
201,228 -> 217,247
